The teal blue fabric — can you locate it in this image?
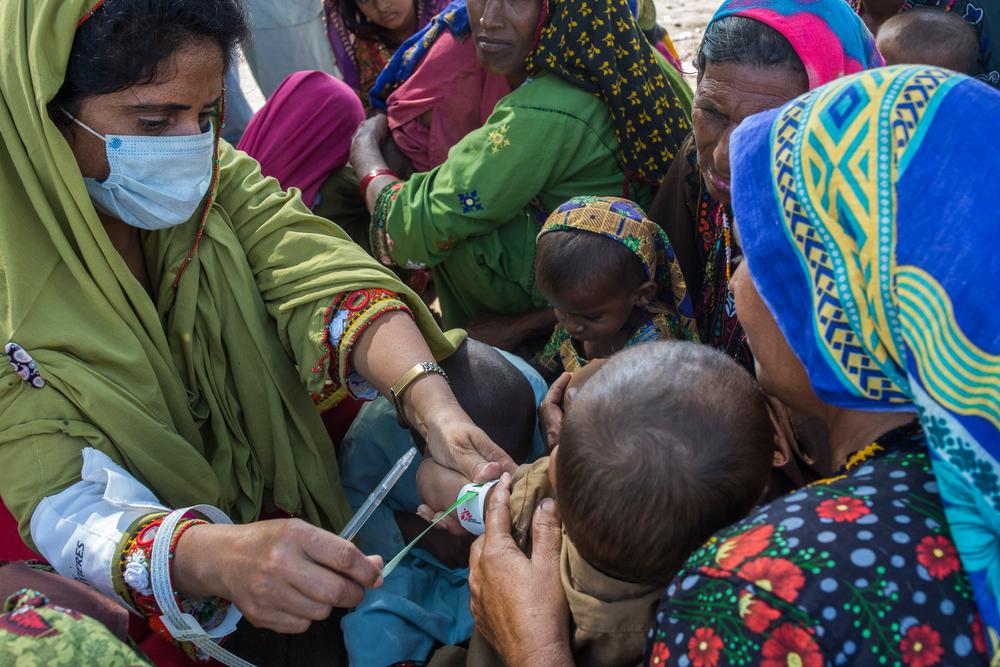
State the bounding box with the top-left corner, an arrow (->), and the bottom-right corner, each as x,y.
337,350 -> 547,665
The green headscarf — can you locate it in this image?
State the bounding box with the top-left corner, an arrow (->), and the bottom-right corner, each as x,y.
0,0 -> 458,543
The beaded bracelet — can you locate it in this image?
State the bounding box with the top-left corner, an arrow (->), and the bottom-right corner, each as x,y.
370,180 -> 404,265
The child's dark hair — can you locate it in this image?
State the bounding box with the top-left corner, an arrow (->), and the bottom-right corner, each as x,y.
410,339 -> 536,463
877,8 -> 979,73
557,341 -> 774,585
50,0 -> 249,126
535,230 -> 647,300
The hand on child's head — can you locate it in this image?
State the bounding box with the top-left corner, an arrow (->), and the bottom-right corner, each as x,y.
539,373 -> 572,451
564,358 -> 608,412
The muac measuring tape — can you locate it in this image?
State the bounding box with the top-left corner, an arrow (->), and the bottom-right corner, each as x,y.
150,505 -> 255,667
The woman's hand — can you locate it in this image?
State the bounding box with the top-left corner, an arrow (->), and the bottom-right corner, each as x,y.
467,308 -> 557,352
538,372 -> 571,450
173,519 -> 383,634
351,113 -> 390,151
421,401 -> 516,483
352,313 -> 515,484
469,476 -> 573,666
466,314 -> 528,352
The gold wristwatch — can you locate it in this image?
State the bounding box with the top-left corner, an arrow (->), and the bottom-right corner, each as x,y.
389,361 -> 449,427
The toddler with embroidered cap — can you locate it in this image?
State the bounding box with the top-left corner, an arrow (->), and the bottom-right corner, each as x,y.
533,196 -> 697,380
418,340 -> 775,667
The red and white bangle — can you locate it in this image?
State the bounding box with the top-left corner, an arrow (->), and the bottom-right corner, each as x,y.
359,168 -> 399,200
150,505 -> 250,667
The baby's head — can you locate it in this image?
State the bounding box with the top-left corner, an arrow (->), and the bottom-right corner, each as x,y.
553,341 -> 774,585
876,8 -> 979,72
535,197 -> 660,344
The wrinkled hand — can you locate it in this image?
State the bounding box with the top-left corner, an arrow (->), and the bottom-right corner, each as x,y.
351,113 -> 390,147
469,475 -> 571,666
538,372 -> 571,450
349,114 -> 392,182
466,313 -> 531,352
174,519 -> 382,634
423,405 -> 516,484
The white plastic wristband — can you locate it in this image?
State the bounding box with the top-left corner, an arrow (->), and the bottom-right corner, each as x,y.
149,505 -> 254,667
456,480 -> 500,536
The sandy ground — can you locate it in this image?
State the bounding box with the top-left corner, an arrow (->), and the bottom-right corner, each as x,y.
656,0 -> 716,85
237,0 -> 717,110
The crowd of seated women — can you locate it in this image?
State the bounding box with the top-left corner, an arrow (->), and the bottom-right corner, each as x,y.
0,0 -> 998,665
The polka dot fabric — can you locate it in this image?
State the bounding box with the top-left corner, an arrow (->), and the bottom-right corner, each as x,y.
645,424 -> 990,667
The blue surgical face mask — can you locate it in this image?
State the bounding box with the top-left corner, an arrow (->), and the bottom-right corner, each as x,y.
62,109 -> 215,231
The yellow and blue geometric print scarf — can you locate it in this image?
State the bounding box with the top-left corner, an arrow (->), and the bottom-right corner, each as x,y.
731,66 -> 1000,655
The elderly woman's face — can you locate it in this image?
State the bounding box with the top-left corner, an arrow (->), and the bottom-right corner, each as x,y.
355,0 -> 417,33
62,38 -> 224,181
730,262 -> 828,417
692,61 -> 807,203
467,0 -> 543,78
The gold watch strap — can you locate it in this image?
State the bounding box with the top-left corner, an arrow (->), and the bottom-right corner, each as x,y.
389,362 -> 449,427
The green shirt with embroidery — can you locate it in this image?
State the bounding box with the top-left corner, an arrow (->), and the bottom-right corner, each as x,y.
380,73 -> 656,328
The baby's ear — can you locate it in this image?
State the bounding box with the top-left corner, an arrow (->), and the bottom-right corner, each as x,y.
767,398 -> 796,468
773,441 -> 791,468
633,279 -> 657,306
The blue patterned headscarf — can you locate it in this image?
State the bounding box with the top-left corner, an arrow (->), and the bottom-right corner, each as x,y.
731,66 -> 1000,650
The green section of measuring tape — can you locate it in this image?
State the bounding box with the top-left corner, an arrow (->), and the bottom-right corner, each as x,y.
382,489 -> 478,578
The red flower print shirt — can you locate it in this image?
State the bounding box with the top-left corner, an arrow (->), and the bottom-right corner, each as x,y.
645,424 -> 989,666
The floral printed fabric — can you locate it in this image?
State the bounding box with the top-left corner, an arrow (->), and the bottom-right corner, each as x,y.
0,589 -> 150,666
646,425 -> 990,667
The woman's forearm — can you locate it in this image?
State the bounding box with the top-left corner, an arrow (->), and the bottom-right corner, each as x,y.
349,129 -> 396,211
351,311 -> 514,482
350,310 -> 462,438
363,174 -> 399,212
173,523 -> 233,599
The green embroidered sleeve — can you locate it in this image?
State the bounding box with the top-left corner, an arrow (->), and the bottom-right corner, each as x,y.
373,81 -> 625,270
